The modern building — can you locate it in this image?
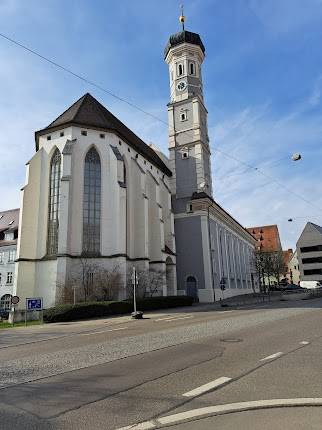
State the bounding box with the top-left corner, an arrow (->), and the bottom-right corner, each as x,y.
14,94 -> 176,308
0,209 -> 19,311
247,225 -> 282,253
297,222 -> 322,282
164,28 -> 257,301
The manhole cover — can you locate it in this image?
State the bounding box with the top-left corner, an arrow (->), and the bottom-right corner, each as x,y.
220,338 -> 243,343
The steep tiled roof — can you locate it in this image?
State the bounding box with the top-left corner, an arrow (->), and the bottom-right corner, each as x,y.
0,208 -> 19,231
0,208 -> 19,246
35,93 -> 172,176
247,224 -> 282,252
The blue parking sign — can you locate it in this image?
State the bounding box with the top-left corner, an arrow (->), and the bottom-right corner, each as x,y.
26,298 -> 43,310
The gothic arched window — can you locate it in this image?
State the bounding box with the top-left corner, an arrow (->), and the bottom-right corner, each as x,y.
83,147 -> 101,255
47,148 -> 61,255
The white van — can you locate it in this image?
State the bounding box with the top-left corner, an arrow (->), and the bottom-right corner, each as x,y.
300,281 -> 322,289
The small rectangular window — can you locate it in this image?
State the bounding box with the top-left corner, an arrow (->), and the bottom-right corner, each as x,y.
47,135 -> 51,141
99,133 -> 105,139
81,130 -> 87,136
60,131 -> 64,137
6,272 -> 13,284
8,250 -> 16,262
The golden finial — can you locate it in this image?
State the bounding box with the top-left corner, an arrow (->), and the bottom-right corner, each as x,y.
179,4 -> 185,31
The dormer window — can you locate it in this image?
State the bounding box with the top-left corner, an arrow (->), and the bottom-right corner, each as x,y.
8,220 -> 14,225
5,232 -> 14,241
81,130 -> 87,136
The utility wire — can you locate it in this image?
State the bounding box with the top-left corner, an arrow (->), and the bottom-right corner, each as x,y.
0,32 -> 168,126
1,31 -> 321,214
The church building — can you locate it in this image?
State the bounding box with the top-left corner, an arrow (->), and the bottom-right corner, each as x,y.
14,94 -> 176,307
14,19 -> 257,307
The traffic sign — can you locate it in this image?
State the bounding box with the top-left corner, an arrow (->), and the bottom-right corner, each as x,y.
26,297 -> 43,310
11,296 -> 19,305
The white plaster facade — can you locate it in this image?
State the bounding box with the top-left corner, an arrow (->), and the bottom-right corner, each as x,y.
0,209 -> 19,311
14,96 -> 176,308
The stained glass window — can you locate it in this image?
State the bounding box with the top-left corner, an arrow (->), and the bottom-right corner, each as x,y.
83,147 -> 101,255
47,148 -> 61,255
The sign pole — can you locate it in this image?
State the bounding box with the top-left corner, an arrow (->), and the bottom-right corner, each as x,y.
133,267 -> 137,314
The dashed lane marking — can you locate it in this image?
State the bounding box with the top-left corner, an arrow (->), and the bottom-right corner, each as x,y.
80,327 -> 127,336
182,376 -> 232,397
260,352 -> 283,361
155,316 -> 194,322
165,316 -> 194,322
300,341 -> 310,345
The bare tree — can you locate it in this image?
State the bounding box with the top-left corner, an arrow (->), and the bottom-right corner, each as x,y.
126,268 -> 166,299
94,266 -> 122,301
254,251 -> 286,292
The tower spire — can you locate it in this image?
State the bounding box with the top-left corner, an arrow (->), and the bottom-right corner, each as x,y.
179,4 -> 185,31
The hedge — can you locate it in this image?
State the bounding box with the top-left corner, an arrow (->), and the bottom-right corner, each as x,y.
43,295 -> 194,323
133,295 -> 194,311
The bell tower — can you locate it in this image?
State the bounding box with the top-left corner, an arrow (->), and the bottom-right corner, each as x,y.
164,11 -> 212,207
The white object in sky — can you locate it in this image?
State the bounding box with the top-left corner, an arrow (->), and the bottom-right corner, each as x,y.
292,153 -> 302,161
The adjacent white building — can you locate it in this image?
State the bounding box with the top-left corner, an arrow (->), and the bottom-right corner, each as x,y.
0,209 -> 19,311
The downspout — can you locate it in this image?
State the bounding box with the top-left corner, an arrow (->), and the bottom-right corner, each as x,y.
207,203 -> 216,302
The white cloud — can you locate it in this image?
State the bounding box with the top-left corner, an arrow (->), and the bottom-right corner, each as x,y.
210,98 -> 322,248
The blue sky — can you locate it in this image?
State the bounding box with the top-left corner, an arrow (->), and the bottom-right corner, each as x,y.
1,0 -> 322,249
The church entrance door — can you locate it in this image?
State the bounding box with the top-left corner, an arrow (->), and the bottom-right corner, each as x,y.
186,276 -> 198,301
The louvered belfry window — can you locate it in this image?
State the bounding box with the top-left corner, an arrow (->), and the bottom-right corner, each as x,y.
47,148 -> 61,255
83,147 -> 101,255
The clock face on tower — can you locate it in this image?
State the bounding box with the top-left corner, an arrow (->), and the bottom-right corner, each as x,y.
177,81 -> 186,91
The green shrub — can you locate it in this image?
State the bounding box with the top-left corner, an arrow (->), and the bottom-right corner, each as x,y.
43,296 -> 194,323
43,301 -> 132,323
132,295 -> 194,311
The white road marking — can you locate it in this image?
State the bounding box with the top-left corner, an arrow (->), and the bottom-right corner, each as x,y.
117,422 -> 155,430
81,327 -> 127,336
155,315 -> 193,322
182,376 -> 232,397
300,341 -> 310,345
165,316 -> 194,322
260,352 -> 283,361
117,398 -> 322,429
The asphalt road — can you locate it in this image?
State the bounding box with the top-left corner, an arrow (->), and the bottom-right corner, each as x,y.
1,298 -> 322,429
